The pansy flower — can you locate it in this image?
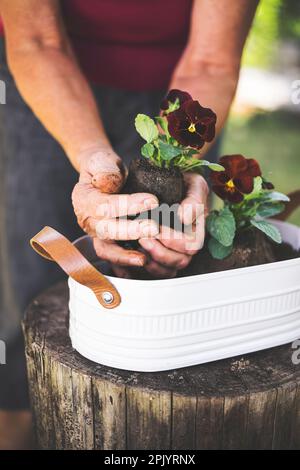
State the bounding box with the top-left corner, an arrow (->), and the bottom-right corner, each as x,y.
167,100 -> 217,149
210,154 -> 262,203
160,89 -> 192,111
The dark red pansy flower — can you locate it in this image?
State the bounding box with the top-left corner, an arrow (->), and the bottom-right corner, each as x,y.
167,100 -> 217,149
210,154 -> 262,203
160,89 -> 192,111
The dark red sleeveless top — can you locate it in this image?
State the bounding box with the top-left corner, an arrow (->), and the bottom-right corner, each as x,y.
0,0 -> 193,90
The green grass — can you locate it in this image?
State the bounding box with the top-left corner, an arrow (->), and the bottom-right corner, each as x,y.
221,110 -> 300,226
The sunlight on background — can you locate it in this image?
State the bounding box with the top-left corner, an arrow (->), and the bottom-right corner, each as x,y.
222,0 -> 300,226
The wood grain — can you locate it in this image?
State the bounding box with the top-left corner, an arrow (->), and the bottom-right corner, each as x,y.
126,387 -> 171,450
172,394 -> 197,450
92,379 -> 126,450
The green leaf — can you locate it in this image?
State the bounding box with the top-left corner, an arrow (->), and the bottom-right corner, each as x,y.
179,157 -> 202,170
256,202 -> 285,218
208,237 -> 233,260
200,161 -> 224,171
206,206 -> 236,247
169,137 -> 179,146
208,163 -> 224,171
135,114 -> 159,143
179,158 -> 225,173
184,159 -> 224,171
141,143 -> 155,159
155,116 -> 170,138
250,219 -> 282,244
185,149 -> 199,157
244,176 -> 263,200
167,98 -> 180,113
253,176 -> 263,193
158,140 -> 182,161
266,191 -> 290,202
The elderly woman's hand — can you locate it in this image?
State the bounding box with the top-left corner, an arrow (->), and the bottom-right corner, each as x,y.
139,172 -> 208,278
72,146 -> 159,268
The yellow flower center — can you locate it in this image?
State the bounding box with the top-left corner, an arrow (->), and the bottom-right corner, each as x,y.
188,123 -> 196,133
226,179 -> 235,192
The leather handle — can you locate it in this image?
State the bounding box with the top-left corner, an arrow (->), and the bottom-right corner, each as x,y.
274,190 -> 300,222
30,226 -> 121,309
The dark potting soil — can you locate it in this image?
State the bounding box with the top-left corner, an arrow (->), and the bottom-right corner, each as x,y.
272,241 -> 300,262
124,157 -> 185,206
93,240 -> 299,280
93,228 -> 299,280
119,157 -> 185,253
180,229 -> 300,278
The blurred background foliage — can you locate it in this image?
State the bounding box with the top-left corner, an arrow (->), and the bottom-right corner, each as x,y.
221,0 -> 300,226
242,0 -> 281,68
243,0 -> 300,68
279,0 -> 300,42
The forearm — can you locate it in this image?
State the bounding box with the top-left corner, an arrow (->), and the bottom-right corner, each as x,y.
0,0 -> 112,171
7,44 -> 110,170
170,0 -> 259,148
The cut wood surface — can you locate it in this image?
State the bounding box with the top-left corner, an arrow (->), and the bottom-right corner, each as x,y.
23,282 -> 300,450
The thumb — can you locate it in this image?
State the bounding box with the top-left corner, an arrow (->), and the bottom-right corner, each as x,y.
92,162 -> 126,194
84,150 -> 127,194
178,173 -> 208,225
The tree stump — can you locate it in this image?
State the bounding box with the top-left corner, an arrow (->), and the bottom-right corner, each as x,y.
23,282 -> 300,450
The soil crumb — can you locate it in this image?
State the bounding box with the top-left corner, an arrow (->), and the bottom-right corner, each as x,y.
230,358 -> 251,373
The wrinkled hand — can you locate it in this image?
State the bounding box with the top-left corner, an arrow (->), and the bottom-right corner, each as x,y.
139,173 -> 208,278
72,147 -> 159,268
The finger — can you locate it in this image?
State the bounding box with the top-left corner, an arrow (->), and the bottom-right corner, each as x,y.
93,239 -> 146,267
178,173 -> 208,225
111,265 -> 132,279
144,260 -> 177,279
92,170 -> 124,194
139,238 -> 191,270
80,151 -> 126,193
158,224 -> 204,255
73,183 -> 158,219
95,193 -> 159,218
95,218 -> 159,241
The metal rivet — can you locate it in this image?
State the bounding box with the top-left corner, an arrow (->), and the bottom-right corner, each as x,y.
102,291 -> 114,305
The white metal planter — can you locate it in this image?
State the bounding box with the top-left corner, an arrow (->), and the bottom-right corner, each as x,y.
68,219 -> 300,372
